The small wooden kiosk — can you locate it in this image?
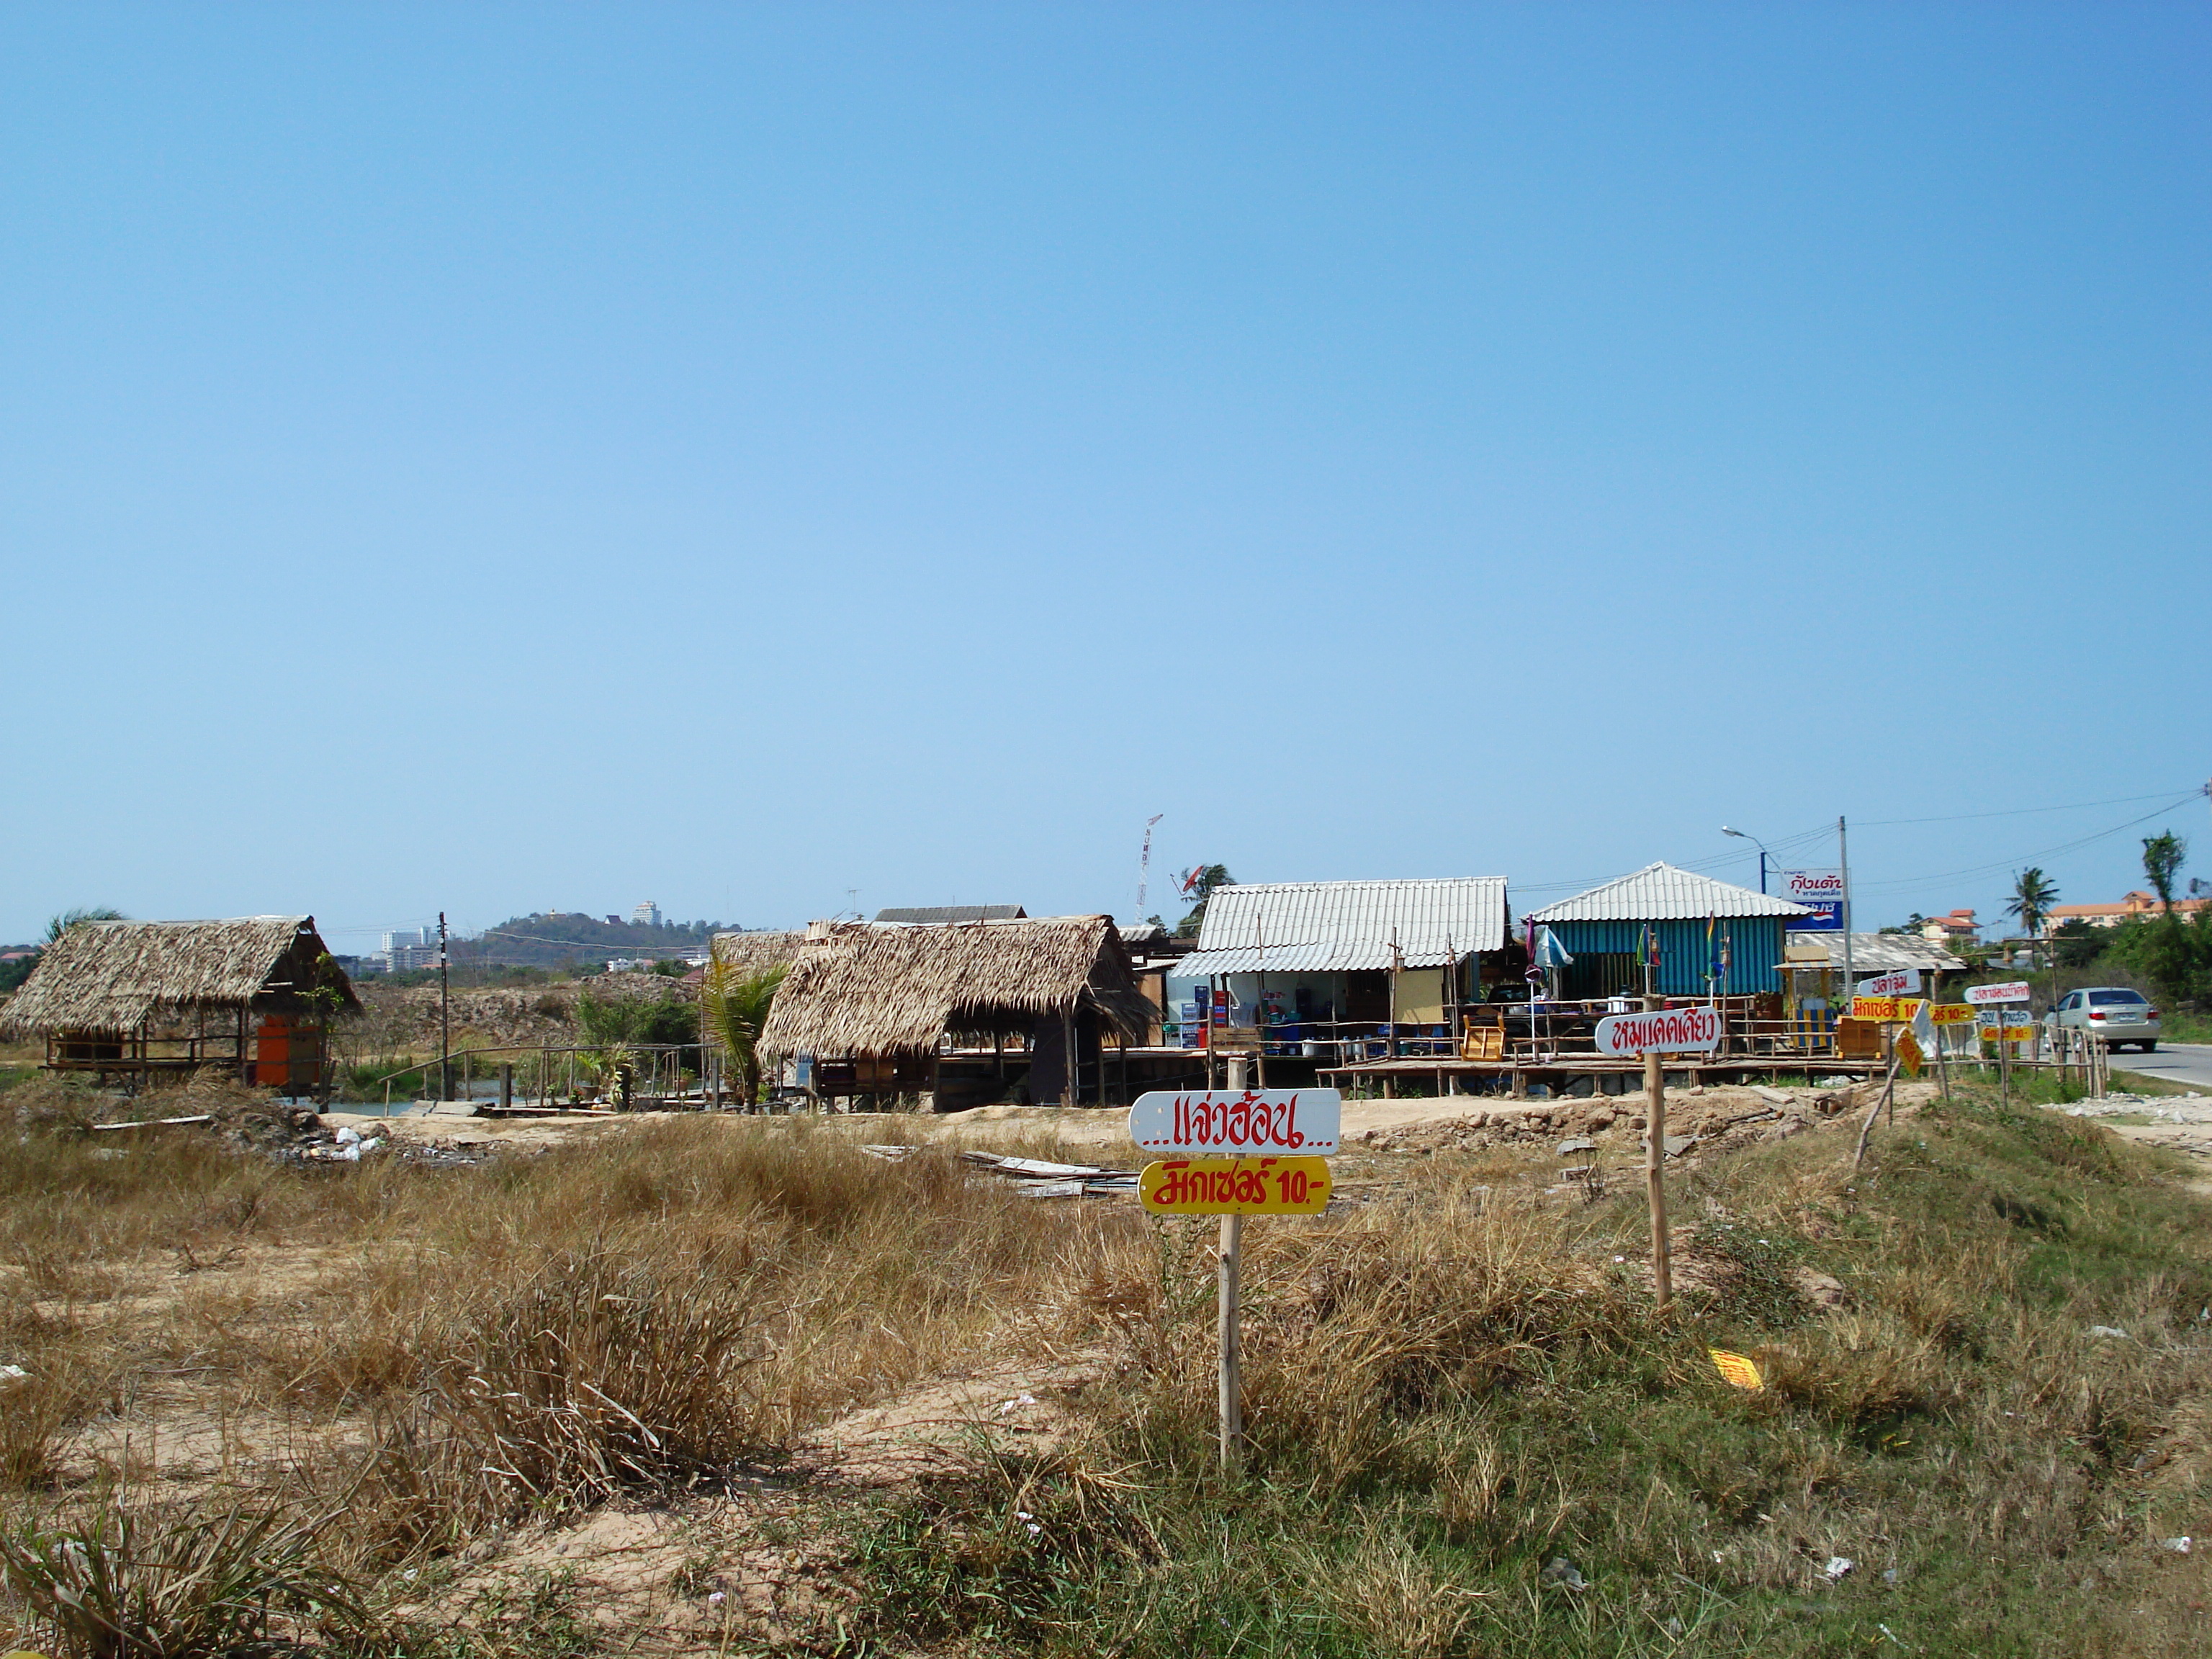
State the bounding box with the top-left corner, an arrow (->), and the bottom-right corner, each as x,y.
1,916 -> 360,1092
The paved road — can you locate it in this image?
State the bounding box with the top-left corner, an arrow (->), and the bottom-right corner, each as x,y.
2112,1040 -> 2212,1093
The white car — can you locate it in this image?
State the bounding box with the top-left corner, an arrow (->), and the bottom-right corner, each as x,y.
2047,986 -> 2161,1052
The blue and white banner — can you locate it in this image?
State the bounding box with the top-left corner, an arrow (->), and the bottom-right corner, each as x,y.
1781,868 -> 1845,931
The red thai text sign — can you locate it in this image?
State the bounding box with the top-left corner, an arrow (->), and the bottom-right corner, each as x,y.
1128,1089 -> 1341,1156
1140,1156 -> 1333,1215
1593,1005 -> 1723,1057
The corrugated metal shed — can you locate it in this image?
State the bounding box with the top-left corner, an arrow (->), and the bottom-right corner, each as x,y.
1527,863 -> 1812,924
1176,878 -> 1509,976
1549,916 -> 1791,997
1784,932 -> 1966,974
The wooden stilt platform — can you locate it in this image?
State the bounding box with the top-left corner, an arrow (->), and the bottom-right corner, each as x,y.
1319,1055 -> 1876,1097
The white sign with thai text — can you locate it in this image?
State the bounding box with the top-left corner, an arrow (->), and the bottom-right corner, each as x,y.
1964,981 -> 2032,1006
1128,1089 -> 1341,1157
1856,968 -> 1922,998
1593,1005 -> 1724,1057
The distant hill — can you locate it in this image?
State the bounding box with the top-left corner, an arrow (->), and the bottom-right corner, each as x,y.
453,912 -> 729,968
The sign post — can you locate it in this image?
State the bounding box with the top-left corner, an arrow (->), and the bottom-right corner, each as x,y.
1593,1003 -> 1723,1308
1965,983 -> 2031,1102
1129,1088 -> 1343,1470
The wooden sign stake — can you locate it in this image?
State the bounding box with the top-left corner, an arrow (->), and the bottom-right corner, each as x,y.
1218,1212 -> 1244,1470
1643,997 -> 1672,1309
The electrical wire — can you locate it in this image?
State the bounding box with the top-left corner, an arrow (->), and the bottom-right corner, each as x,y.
1853,791 -> 2208,892
1856,786 -> 2207,829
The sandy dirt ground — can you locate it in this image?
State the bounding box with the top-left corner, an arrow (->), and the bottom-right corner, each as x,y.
73,1077 -> 2204,1654
327,1080 -> 1905,1172
2050,1091 -> 2212,1161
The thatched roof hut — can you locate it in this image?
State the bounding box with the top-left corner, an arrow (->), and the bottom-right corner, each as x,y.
1,916 -> 361,1040
706,930 -> 813,979
759,914 -> 1151,1061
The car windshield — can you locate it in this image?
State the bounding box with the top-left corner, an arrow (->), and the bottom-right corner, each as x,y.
2088,990 -> 2148,1006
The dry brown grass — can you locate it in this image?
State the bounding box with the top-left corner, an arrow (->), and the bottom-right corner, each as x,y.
1,1078 -> 2209,1655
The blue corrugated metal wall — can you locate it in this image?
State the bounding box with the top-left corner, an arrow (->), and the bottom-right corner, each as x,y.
1546,917 -> 1785,996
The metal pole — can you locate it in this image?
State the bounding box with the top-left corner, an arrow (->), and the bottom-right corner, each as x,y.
1838,819 -> 1853,997
439,912 -> 451,1102
1254,914 -> 1268,1089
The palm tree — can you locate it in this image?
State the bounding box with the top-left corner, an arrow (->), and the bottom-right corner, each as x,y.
1174,865 -> 1236,939
700,960 -> 789,1108
2006,868 -> 2059,939
575,989 -> 647,1107
2142,831 -> 2188,913
44,906 -> 124,944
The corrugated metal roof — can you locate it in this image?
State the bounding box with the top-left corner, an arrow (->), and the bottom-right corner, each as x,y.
1176,878 -> 1508,976
1783,932 -> 1966,973
1526,863 -> 1812,924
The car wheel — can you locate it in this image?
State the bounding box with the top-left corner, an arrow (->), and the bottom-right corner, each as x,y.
2141,1041 -> 2157,1053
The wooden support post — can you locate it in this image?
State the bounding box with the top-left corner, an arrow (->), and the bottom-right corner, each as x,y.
1644,996 -> 1672,1309
1062,1009 -> 1076,1107
1218,1213 -> 1243,1471
500,1064 -> 513,1113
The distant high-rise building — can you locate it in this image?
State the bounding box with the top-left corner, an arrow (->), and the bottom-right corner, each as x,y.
632,901 -> 662,928
378,925 -> 438,971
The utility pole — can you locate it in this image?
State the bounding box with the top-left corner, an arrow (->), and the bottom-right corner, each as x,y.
439,912 -> 451,1103
1838,817 -> 1853,999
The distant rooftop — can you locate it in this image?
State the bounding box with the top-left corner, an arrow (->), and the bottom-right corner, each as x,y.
1785,932 -> 1966,974
873,905 -> 1028,925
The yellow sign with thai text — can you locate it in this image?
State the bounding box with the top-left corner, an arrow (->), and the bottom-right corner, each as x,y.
1139,1156 -> 1332,1215
1930,1003 -> 1977,1026
1849,997 -> 1927,1023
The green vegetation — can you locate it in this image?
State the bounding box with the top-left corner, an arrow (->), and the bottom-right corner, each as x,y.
0,1076 -> 2206,1654
43,906 -> 125,943
2007,866 -> 2059,940
451,912 -> 725,971
823,1086 -> 2212,1655
1176,865 -> 1236,938
698,959 -> 788,1105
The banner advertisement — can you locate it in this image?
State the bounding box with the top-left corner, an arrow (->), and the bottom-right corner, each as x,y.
1781,869 -> 1845,931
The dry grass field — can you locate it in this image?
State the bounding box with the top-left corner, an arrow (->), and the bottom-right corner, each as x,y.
0,1066 -> 2206,1656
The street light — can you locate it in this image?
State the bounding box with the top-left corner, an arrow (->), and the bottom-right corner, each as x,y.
1720,826 -> 1771,894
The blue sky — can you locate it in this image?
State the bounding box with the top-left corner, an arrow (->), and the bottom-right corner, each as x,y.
4,3 -> 2206,950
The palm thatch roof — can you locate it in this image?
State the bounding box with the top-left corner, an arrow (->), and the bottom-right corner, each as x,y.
759,915 -> 1151,1060
0,917 -> 361,1038
706,930 -> 813,977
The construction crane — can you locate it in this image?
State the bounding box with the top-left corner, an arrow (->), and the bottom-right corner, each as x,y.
1136,814 -> 1164,922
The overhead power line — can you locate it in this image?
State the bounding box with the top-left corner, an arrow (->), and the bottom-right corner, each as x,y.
1854,791 -> 2208,893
